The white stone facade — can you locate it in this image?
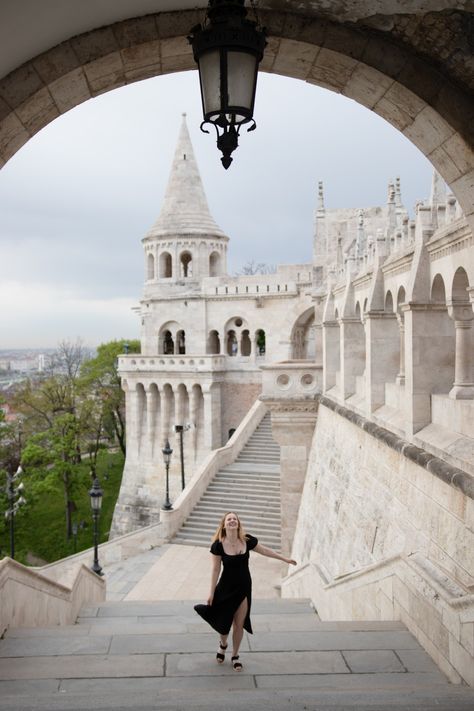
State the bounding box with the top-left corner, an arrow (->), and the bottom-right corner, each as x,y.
112,115 -> 474,587
111,118 -> 314,535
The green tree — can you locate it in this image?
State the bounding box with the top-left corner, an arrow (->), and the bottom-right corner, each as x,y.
79,339 -> 140,457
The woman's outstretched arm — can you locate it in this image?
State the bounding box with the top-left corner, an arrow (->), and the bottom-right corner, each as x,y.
254,543 -> 296,566
207,553 -> 222,605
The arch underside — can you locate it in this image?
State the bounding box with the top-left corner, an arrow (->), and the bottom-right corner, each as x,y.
0,8 -> 473,227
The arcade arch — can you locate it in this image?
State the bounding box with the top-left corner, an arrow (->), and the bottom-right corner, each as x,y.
159,252 -> 172,279
290,308 -> 317,360
0,8 -> 473,231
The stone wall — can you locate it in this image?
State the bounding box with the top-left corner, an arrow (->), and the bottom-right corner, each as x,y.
220,376 -> 262,446
284,400 -> 474,684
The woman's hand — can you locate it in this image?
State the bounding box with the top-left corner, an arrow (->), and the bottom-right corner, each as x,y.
286,558 -> 297,566
207,593 -> 214,606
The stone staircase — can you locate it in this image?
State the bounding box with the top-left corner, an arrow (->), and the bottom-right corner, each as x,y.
1,598 -> 473,710
173,412 -> 281,549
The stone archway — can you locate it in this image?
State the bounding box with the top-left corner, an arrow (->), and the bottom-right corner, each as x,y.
0,8 -> 473,230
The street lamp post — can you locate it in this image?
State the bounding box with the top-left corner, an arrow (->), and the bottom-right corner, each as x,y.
4,466 -> 26,560
174,424 -> 194,490
162,440 -> 173,510
88,475 -> 103,576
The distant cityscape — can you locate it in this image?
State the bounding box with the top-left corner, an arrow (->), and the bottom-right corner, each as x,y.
0,349 -> 56,390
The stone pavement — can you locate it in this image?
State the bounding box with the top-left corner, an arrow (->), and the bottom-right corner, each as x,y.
1,598 -> 474,711
104,543 -> 285,602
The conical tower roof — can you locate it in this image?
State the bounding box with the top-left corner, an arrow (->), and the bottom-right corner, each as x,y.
144,114 -> 227,240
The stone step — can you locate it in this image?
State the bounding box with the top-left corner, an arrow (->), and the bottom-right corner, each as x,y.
175,412 -> 282,549
3,597 -> 474,710
179,519 -> 281,534
192,507 -> 281,521
216,473 -> 280,484
207,477 -> 280,495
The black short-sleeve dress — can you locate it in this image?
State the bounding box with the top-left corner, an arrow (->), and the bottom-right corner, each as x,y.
194,534 -> 258,635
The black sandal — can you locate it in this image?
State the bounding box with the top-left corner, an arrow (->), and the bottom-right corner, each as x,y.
216,641 -> 227,663
231,655 -> 243,671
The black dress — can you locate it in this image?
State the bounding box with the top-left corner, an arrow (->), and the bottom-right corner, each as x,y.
194,534 -> 258,635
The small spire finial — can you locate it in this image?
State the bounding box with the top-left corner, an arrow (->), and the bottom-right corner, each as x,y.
317,180 -> 325,211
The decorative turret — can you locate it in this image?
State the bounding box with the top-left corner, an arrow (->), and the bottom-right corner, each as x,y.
142,114 -> 229,287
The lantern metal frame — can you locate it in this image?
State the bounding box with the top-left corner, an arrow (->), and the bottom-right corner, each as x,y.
188,0 -> 267,168
88,475 -> 104,576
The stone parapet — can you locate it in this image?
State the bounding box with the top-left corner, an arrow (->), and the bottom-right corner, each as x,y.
0,557 -> 105,636
283,552 -> 474,686
260,360 -> 323,400
118,354 -> 226,373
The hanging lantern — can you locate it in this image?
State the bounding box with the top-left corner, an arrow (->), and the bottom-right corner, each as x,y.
188,0 -> 267,169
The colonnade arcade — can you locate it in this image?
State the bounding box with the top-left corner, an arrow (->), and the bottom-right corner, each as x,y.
322,258 -> 474,439
145,247 -> 225,281
123,378 -> 222,469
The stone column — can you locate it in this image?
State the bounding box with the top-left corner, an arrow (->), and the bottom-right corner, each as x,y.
189,385 -> 200,458
403,304 -> 454,434
339,318 -> 365,399
364,311 -> 399,415
122,380 -> 137,461
161,384 -> 173,446
322,321 -> 339,393
202,383 -> 222,449
396,313 -> 405,385
448,303 -> 474,399
267,400 -> 319,557
146,385 -> 159,458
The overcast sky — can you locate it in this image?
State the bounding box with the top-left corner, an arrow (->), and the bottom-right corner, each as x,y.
0,70 -> 434,349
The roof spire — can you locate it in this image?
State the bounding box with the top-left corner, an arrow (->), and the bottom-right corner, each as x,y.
145,114 -> 226,239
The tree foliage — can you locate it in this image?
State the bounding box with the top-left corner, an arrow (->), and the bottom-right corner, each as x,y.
79,339 -> 140,457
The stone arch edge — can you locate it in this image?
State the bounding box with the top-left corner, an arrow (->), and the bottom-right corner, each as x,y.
0,8 -> 473,222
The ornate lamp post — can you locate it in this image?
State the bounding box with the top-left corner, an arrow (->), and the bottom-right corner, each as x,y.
188,0 -> 267,169
4,466 -> 26,559
162,440 -> 173,510
88,475 -> 103,575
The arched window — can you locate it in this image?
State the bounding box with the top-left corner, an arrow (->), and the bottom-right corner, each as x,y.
176,330 -> 186,355
209,251 -> 221,276
180,251 -> 193,278
163,330 -> 174,354
241,330 -> 251,356
227,330 -> 238,356
256,329 -> 266,355
208,330 -> 220,354
147,253 -> 155,280
159,252 -> 172,278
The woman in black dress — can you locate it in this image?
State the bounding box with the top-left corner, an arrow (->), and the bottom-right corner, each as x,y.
194,511 -> 296,671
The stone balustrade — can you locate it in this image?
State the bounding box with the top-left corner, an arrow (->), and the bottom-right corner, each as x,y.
260,360 -> 323,400
118,354 -> 226,372
0,557 -> 105,635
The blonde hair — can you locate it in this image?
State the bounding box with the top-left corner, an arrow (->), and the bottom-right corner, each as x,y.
212,511 -> 246,544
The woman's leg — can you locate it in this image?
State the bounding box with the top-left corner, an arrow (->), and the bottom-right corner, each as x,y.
231,597 -> 248,659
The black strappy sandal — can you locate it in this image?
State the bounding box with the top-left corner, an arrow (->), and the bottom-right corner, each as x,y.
216,641 -> 227,663
231,655 -> 243,672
